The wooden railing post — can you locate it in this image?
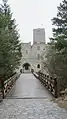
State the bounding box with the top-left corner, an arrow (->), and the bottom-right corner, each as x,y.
54,78 -> 60,98
1,80 -> 4,99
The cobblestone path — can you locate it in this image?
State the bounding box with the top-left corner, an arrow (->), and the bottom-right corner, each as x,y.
0,73 -> 67,119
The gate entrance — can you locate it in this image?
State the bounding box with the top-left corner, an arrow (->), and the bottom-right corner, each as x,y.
23,63 -> 31,73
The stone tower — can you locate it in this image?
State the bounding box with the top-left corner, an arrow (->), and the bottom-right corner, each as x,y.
33,28 -> 45,44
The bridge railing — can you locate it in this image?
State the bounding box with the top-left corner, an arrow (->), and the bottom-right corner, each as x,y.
36,72 -> 60,98
0,73 -> 20,99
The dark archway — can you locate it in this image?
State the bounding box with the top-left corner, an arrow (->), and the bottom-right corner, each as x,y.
23,63 -> 30,70
37,64 -> 40,68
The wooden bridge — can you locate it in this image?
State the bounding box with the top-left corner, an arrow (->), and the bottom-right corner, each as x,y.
0,71 -> 67,100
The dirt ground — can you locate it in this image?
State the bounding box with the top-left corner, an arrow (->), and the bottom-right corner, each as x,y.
53,96 -> 67,108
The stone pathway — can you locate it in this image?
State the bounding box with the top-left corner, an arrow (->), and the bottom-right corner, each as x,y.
0,73 -> 67,119
0,99 -> 67,119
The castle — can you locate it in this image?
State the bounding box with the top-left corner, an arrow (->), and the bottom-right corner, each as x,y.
21,28 -> 47,73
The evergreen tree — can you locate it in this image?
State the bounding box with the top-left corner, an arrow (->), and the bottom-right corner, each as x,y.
44,0 -> 67,90
0,0 -> 22,80
51,0 -> 67,50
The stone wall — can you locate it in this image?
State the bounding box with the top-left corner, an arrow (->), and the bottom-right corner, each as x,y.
21,42 -> 47,72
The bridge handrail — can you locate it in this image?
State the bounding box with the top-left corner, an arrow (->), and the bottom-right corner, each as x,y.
0,73 -> 20,99
37,72 -> 60,98
4,74 -> 17,85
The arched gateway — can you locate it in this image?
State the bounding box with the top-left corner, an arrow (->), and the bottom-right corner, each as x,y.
23,63 -> 31,73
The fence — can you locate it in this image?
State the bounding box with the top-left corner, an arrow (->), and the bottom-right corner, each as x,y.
34,72 -> 60,98
0,73 -> 20,99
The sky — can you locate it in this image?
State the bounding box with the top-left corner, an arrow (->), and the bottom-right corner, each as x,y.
7,0 -> 62,43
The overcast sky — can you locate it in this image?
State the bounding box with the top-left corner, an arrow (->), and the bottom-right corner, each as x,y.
7,0 -> 62,44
